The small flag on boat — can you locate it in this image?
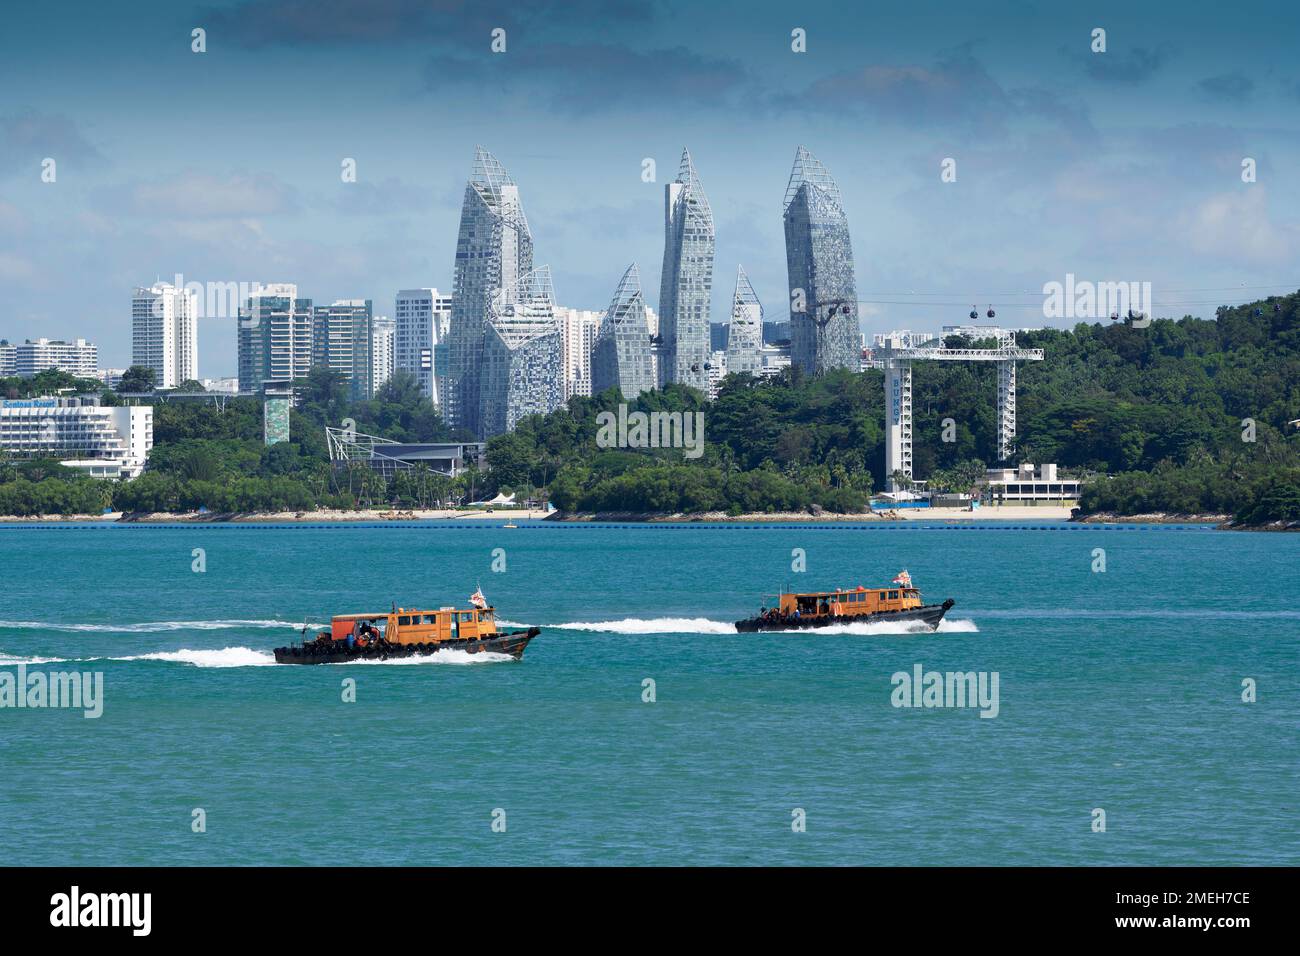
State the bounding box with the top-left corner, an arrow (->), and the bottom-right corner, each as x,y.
469,587 -> 488,609
892,570 -> 913,588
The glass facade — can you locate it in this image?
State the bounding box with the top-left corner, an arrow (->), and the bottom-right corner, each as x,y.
783,146 -> 859,375
312,299 -> 373,400
591,263 -> 656,400
237,288 -> 313,392
447,147 -> 534,436
726,265 -> 764,376
658,148 -> 714,392
478,266 -> 563,437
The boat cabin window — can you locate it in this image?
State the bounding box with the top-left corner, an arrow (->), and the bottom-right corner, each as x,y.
457,612 -> 473,622
888,591 -> 899,600
398,615 -> 412,625
422,614 -> 439,624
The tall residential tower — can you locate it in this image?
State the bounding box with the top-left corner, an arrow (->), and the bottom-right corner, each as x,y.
726,265 -> 764,376
658,148 -> 714,392
478,266 -> 563,437
132,282 -> 198,388
783,147 -> 859,375
446,147 -> 534,436
592,264 -> 655,400
394,288 -> 452,405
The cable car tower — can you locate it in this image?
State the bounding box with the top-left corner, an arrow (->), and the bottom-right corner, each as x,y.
875,315 -> 1043,491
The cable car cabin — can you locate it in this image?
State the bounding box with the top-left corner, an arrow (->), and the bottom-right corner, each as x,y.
328,607 -> 500,646
775,587 -> 923,619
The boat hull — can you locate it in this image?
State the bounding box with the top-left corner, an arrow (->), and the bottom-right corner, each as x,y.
273,627 -> 540,665
735,599 -> 954,633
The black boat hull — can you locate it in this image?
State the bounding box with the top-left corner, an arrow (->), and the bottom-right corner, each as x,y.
273,627 -> 540,664
735,599 -> 954,633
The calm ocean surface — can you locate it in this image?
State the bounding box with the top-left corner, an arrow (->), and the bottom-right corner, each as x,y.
1,521 -> 1296,866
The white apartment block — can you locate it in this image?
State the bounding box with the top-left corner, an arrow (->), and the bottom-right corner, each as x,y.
372,315 -> 396,392
132,282 -> 199,388
555,306 -> 603,400
706,349 -> 727,398
394,288 -> 453,404
0,338 -> 99,378
0,396 -> 153,479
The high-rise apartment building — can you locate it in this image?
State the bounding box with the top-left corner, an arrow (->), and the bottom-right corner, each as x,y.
446,148 -> 534,436
312,299 -> 373,400
237,284 -> 313,392
592,264 -> 656,401
478,266 -> 563,437
726,266 -> 764,376
554,307 -> 603,400
132,282 -> 198,388
784,146 -> 860,375
0,338 -> 99,378
372,315 -> 396,392
658,148 -> 714,392
394,288 -> 452,404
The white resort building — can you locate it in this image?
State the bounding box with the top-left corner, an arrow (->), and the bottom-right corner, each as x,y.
0,396 -> 153,479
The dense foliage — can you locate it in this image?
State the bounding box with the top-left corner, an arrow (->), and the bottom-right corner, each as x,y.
2,293 -> 1297,521
490,293 -> 1299,520
0,369 -> 467,515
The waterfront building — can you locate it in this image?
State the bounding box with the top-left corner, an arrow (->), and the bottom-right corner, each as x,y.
372,315 -> 395,392
984,463 -> 1080,506
132,282 -> 199,388
783,147 -> 859,375
326,427 -> 484,479
591,264 -> 656,400
0,396 -> 152,478
446,147 -> 534,436
0,338 -> 98,378
478,266 -> 563,438
555,306 -> 603,400
726,266 -> 763,376
237,284 -> 313,393
312,299 -> 374,400
394,288 -> 453,404
658,148 -> 714,391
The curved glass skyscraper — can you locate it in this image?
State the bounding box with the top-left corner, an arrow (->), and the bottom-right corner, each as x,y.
783,146 -> 859,375
592,263 -> 655,400
658,148 -> 714,392
447,146 -> 534,436
726,265 -> 763,376
479,266 -> 562,437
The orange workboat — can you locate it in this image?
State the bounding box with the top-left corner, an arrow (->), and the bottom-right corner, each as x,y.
273,589 -> 539,664
735,571 -> 954,632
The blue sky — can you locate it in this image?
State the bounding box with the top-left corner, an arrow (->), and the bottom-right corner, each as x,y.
2,0 -> 1299,374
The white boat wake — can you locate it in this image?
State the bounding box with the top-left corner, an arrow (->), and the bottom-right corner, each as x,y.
0,619 -> 321,633
537,616 -> 979,635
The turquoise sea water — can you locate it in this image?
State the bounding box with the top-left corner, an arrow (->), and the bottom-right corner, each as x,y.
1,521 -> 1296,866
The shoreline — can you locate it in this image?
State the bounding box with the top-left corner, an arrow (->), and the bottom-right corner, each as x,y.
0,506 -> 1292,529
